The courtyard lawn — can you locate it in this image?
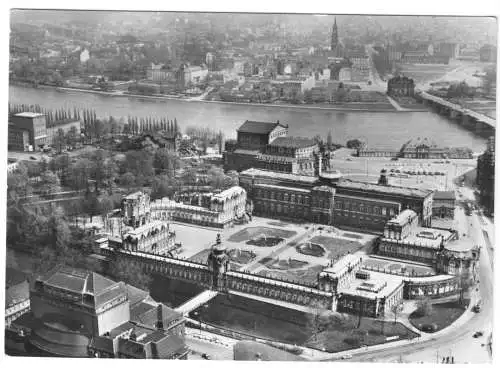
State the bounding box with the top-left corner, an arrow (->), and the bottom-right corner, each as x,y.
409,300 -> 469,333
228,249 -> 257,264
342,232 -> 364,240
228,227 -> 297,243
308,236 -> 364,259
188,248 -> 211,264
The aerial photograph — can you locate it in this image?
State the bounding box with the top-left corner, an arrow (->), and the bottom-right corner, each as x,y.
4,8 -> 497,363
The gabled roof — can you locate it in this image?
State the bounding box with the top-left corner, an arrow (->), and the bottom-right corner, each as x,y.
237,120 -> 286,135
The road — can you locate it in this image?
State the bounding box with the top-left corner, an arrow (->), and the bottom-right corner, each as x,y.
343,187 -> 493,363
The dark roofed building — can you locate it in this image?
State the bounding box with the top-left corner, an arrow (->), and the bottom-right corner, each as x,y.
236,120 -> 289,150
10,266 -> 187,359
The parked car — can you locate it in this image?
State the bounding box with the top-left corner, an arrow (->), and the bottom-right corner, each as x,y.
30,156 -> 37,160
201,353 -> 211,360
473,331 -> 483,338
341,354 -> 353,360
421,323 -> 437,332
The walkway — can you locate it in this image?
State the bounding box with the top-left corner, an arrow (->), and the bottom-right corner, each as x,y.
386,95 -> 407,112
175,290 -> 219,316
240,228 -> 314,272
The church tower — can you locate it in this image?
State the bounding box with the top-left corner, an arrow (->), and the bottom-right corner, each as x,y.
207,234 -> 230,291
331,18 -> 339,51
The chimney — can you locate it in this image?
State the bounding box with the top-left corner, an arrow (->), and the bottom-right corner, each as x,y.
156,304 -> 164,329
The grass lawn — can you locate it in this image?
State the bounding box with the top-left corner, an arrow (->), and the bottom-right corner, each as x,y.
188,248 -> 211,264
342,232 -> 364,240
229,227 -> 297,243
307,317 -> 420,353
309,236 -> 364,259
409,300 -> 469,332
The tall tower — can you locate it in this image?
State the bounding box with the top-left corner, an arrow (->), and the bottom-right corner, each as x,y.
331,17 -> 339,51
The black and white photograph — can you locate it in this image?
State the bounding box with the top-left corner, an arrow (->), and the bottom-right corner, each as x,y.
2,3 -> 498,364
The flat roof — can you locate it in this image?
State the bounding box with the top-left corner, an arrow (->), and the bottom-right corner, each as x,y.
444,237 -> 476,253
433,191 -> 456,200
336,179 -> 433,199
240,168 -> 319,184
339,272 -> 404,300
254,183 -> 311,193
384,226 -> 453,249
14,112 -> 45,118
321,254 -> 363,276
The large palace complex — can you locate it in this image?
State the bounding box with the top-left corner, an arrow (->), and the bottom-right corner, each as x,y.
79,119 -> 481,321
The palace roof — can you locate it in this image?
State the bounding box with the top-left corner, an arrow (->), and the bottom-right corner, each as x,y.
212,186 -> 246,201
433,191 -> 456,201
237,120 -> 286,135
335,179 -> 433,199
255,183 -> 311,194
240,168 -> 319,185
124,191 -> 145,200
321,254 -> 362,276
267,136 -> 317,149
36,265 -> 127,309
401,137 -> 439,150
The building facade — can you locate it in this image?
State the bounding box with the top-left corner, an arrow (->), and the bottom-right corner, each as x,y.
333,175 -> 434,232
477,136 -> 495,215
8,112 -> 48,151
387,76 -> 415,97
432,191 -> 456,219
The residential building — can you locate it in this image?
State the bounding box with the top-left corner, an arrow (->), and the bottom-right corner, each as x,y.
177,64 -> 208,87
270,74 -> 316,96
480,44 -> 497,62
338,67 -> 352,82
432,191 -> 456,219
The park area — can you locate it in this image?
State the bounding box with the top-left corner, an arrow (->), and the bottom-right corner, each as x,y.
194,293 -> 419,354
304,235 -> 365,259
363,257 -> 436,277
409,299 -> 469,333
228,226 -> 297,243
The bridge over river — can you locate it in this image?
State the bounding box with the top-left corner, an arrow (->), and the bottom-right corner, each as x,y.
417,92 -> 496,135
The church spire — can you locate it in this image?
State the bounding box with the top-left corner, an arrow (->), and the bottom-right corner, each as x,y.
331,17 -> 339,51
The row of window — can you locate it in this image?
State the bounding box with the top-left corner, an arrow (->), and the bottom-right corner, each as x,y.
335,201 -> 396,216
256,189 -> 311,204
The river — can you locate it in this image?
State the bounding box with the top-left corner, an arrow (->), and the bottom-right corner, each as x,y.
9,85 -> 487,151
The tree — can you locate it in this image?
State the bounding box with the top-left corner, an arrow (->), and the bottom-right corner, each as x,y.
40,170 -> 61,196
66,126 -> 79,149
151,176 -> 176,200
53,128 -> 66,154
415,297 -> 433,317
391,302 -> 402,323
108,257 -> 152,291
306,300 -> 350,344
346,139 -> 363,150
208,166 -> 226,190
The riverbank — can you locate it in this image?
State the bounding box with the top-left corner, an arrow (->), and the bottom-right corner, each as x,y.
13,83 -> 428,113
